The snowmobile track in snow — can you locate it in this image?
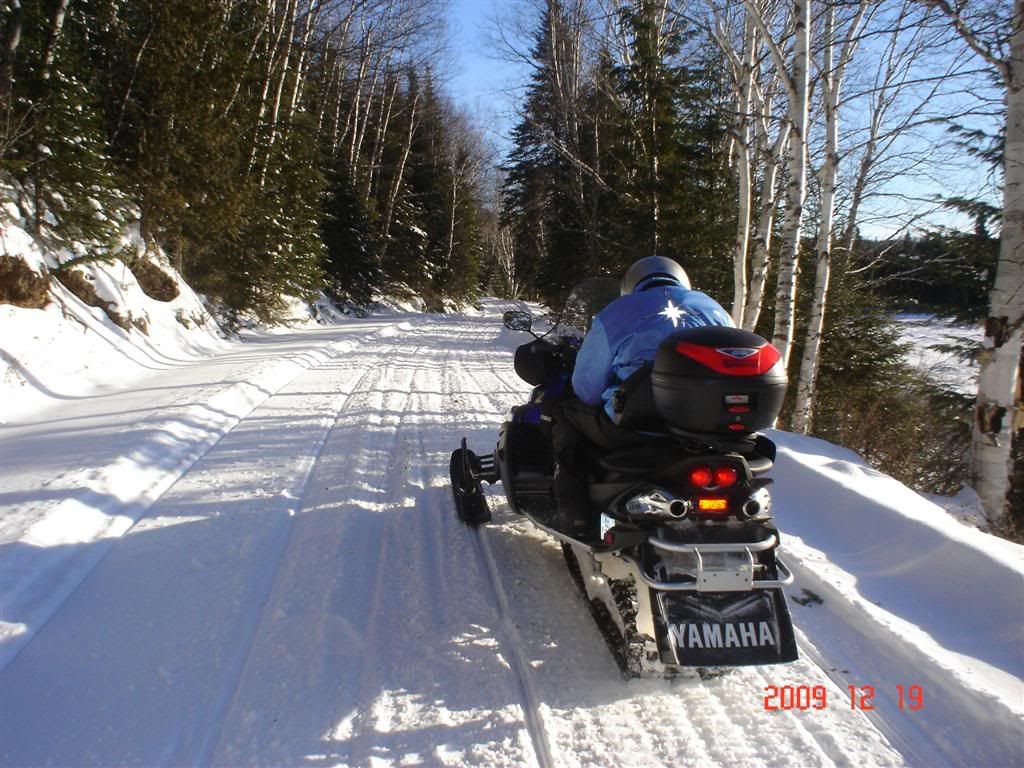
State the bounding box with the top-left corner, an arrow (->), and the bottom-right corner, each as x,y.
0,323 -> 405,672
194,351 -> 396,765
435,320 -> 556,768
471,526 -> 556,768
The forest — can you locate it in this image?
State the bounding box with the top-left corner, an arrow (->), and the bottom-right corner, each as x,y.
0,0 -> 1019,524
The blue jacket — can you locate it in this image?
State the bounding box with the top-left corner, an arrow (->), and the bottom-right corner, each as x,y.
572,285 -> 734,419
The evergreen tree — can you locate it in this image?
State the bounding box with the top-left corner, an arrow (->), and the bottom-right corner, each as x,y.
1,1 -> 120,243
322,167 -> 380,306
501,0 -> 590,305
609,3 -> 734,293
500,0 -> 735,304
0,0 -> 485,318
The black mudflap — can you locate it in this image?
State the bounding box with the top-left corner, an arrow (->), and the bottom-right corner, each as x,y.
654,588 -> 798,667
450,443 -> 492,525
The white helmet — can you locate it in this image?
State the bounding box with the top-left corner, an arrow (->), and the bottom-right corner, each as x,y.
621,256 -> 691,295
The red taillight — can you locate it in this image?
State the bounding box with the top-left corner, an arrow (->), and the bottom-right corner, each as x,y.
689,465 -> 713,488
714,466 -> 738,488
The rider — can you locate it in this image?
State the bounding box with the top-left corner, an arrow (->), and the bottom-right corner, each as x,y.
551,256 -> 734,534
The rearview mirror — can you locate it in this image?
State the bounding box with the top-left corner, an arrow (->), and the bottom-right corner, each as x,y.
502,310 -> 533,332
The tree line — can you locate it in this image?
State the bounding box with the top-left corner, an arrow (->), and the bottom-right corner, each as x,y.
1,0 -> 488,318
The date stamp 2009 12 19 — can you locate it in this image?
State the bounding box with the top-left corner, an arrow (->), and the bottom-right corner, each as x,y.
763,684 -> 924,712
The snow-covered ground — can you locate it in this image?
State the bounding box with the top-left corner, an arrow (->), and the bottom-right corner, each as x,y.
892,313 -> 980,396
0,216 -> 230,421
1,297 -> 1021,767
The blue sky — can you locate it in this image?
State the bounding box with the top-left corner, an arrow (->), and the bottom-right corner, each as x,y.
445,0 -> 531,156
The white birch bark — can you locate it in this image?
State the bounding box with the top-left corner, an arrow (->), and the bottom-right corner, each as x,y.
792,0 -> 868,433
260,0 -> 298,187
40,0 -> 68,80
969,0 -> 1023,520
286,0 -> 323,122
743,121 -> 789,330
792,4 -> 837,434
737,16 -> 790,332
765,0 -> 810,368
248,0 -> 287,173
916,0 -> 1023,520
378,83 -> 420,262
729,11 -> 758,324
367,76 -> 399,198
497,227 -> 521,298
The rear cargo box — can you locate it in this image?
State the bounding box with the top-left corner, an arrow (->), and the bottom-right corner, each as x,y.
651,327 -> 786,435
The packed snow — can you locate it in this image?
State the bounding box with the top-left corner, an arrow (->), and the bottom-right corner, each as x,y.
0,280 -> 1021,766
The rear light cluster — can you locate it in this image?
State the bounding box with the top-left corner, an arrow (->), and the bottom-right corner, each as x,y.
687,464 -> 739,490
687,463 -> 742,518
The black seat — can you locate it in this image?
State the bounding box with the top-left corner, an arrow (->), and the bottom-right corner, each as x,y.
597,438 -> 679,474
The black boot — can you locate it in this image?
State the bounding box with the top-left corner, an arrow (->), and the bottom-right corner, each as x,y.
553,508 -> 591,536
553,454 -> 591,536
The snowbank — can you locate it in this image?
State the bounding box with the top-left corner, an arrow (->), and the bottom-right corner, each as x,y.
0,216 -> 228,422
771,429 -> 1024,766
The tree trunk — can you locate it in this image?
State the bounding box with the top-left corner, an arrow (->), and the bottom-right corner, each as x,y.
730,11 -> 757,324
742,120 -> 789,331
111,25 -> 155,145
770,0 -> 810,368
260,0 -> 298,186
40,0 -> 69,80
248,0 -> 287,174
0,0 -> 23,103
367,76 -> 398,200
792,0 -> 868,431
971,0 -> 1024,521
286,0 -> 322,123
378,85 -> 420,263
792,5 -> 838,434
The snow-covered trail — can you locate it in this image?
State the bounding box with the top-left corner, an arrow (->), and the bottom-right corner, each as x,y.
1,316 -> 399,544
0,304 -> 1005,767
0,316 -> 406,669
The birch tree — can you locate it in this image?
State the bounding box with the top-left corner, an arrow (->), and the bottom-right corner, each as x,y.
706,2 -> 759,323
744,106 -> 790,330
744,0 -> 812,367
919,0 -> 1022,521
730,11 -> 759,324
791,0 -> 870,433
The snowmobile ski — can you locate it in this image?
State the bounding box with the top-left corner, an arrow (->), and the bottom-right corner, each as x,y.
449,438 -> 493,525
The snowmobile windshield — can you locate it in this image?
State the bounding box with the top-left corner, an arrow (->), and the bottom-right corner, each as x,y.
557,277 -> 619,336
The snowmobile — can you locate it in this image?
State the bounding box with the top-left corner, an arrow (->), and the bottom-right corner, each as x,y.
450,285 -> 799,677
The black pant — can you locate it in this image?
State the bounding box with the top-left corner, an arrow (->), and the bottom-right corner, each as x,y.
551,398 -> 645,517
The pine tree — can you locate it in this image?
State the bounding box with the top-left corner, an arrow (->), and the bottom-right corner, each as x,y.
500,0 -> 735,304
322,167 -> 380,306
1,1 -> 120,244
501,0 -> 591,305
